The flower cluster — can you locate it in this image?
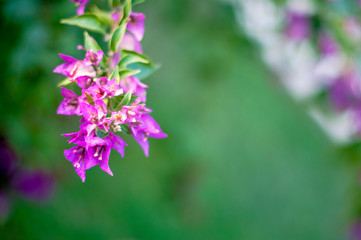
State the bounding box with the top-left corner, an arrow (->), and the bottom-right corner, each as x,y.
236,0 -> 361,142
281,2 -> 361,138
56,0 -> 167,182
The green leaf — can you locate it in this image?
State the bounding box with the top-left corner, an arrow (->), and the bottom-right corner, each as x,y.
132,0 -> 145,6
109,23 -> 127,52
90,6 -> 114,26
57,78 -> 74,87
120,0 -> 132,25
110,0 -> 120,8
61,14 -> 108,34
119,124 -> 131,134
110,94 -> 123,108
110,93 -> 139,111
84,32 -> 102,51
109,66 -> 120,83
84,92 -> 95,105
119,50 -> 150,67
127,62 -> 160,80
119,90 -> 132,107
111,91 -> 133,111
96,127 -> 109,138
118,69 -> 141,79
84,32 -> 106,67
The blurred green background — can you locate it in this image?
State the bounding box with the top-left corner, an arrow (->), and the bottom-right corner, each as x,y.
0,0 -> 359,239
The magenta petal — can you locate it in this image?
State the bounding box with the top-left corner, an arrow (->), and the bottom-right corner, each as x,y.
95,100 -> 107,115
64,147 -> 87,182
82,123 -> 97,137
80,103 -> 98,122
100,162 -> 113,176
59,54 -> 77,63
284,11 -> 310,41
76,0 -> 89,15
329,72 -> 361,110
61,87 -> 78,98
127,12 -> 146,41
95,51 -> 104,65
99,148 -> 113,176
57,100 -> 77,115
85,155 -> 100,170
85,50 -> 104,66
74,162 -> 86,182
62,130 -> 86,145
62,132 -> 79,139
76,76 -> 92,89
74,64 -> 96,78
130,127 -> 149,157
110,12 -> 121,22
57,88 -> 80,116
109,133 -> 127,157
87,136 -> 113,176
64,147 -> 79,163
318,32 -> 338,56
136,134 -> 149,157
53,63 -> 69,75
118,33 -> 143,53
142,115 -> 168,138
111,52 -> 120,69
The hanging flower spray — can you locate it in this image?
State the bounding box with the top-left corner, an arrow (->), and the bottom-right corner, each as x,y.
55,0 -> 167,182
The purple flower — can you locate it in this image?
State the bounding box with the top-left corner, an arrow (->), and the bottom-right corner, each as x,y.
93,77 -> 124,97
113,104 -> 151,125
64,132 -> 127,182
12,170 -> 54,202
85,77 -> 123,101
57,87 -> 83,116
127,12 -> 146,42
0,136 -> 54,220
118,33 -> 143,53
329,71 -> 361,135
329,72 -> 361,111
63,123 -> 89,144
87,136 -> 113,176
130,115 -> 167,157
84,50 -> 103,67
64,146 -> 89,182
108,132 -> 127,157
111,12 -> 121,23
111,111 -> 128,126
84,83 -> 107,100
53,53 -> 96,82
318,32 -> 338,56
111,52 -> 121,69
80,101 -> 112,134
80,101 -> 107,125
284,11 -> 311,41
76,76 -> 92,89
57,5 -> 166,182
70,0 -> 90,15
119,76 -> 148,102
